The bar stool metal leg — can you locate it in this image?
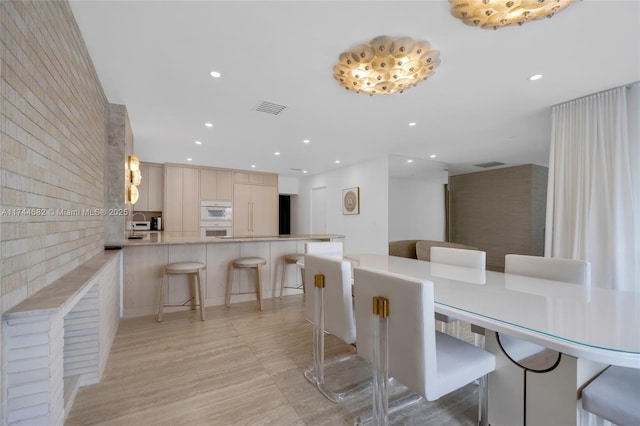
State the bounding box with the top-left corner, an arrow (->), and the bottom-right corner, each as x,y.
255,265 -> 263,311
157,271 -> 167,322
197,268 -> 205,320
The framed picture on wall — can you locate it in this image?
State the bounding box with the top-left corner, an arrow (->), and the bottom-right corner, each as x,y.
342,187 -> 360,215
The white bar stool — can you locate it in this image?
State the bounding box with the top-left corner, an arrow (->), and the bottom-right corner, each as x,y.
157,262 -> 206,322
225,256 -> 267,311
279,253 -> 304,299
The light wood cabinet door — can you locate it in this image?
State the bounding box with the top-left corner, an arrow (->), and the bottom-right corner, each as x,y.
251,185 -> 278,236
134,163 -> 163,212
134,164 -> 150,211
182,167 -> 200,232
147,165 -> 163,211
164,166 -> 183,232
216,171 -> 232,201
200,169 -> 217,201
200,169 -> 232,201
233,183 -> 277,237
233,184 -> 252,237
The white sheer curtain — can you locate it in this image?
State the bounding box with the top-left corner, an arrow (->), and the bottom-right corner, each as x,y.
545,84 -> 640,292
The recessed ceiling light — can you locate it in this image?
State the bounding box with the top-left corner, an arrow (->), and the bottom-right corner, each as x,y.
529,74 -> 543,81
205,122 -> 213,127
303,170 -> 308,174
303,139 -> 310,144
430,154 -> 437,158
275,152 -> 280,156
251,164 -> 256,168
209,71 -> 221,78
407,159 -> 413,163
409,122 -> 417,127
187,158 -> 193,162
335,160 -> 341,164
195,141 -> 202,145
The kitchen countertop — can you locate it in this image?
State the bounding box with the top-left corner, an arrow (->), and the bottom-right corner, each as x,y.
121,232 -> 344,246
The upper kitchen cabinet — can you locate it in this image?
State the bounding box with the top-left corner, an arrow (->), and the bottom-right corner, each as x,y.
134,162 -> 163,212
200,169 -> 232,201
164,164 -> 200,232
232,171 -> 278,237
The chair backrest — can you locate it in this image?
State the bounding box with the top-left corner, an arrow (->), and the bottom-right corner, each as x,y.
305,241 -> 343,258
353,266 -> 438,401
430,246 -> 486,269
416,240 -> 477,261
505,254 -> 590,285
303,254 -> 356,344
388,240 -> 420,259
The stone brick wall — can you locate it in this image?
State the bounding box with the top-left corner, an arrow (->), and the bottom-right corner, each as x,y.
1,1 -> 108,420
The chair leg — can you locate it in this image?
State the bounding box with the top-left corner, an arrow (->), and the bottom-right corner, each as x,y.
157,271 -> 167,322
189,273 -> 197,310
300,266 -> 305,294
197,269 -> 205,321
225,262 -> 234,308
479,374 -> 489,426
255,265 -> 263,311
279,259 -> 287,299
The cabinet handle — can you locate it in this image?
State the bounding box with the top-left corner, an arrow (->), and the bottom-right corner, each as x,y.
247,202 -> 251,231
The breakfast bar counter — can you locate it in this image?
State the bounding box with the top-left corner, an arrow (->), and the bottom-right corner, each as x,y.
122,234 -> 344,317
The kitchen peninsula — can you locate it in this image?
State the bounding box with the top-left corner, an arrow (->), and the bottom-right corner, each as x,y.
123,234 -> 343,317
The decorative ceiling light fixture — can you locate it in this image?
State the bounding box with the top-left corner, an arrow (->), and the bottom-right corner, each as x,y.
333,35 -> 440,95
449,0 -> 574,30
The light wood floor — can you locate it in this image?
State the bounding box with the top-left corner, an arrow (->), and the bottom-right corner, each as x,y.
66,295 -> 479,425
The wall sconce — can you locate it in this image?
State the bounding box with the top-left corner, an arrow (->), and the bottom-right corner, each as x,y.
128,154 -> 140,172
128,185 -> 139,205
131,169 -> 142,186
127,154 -> 141,204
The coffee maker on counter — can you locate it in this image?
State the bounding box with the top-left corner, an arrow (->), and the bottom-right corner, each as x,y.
150,216 -> 162,231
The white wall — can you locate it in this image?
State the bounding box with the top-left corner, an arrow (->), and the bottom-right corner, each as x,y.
278,176 -> 299,195
295,156 -> 389,255
388,178 -> 446,241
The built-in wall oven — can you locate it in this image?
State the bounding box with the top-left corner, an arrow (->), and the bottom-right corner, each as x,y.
200,201 -> 232,238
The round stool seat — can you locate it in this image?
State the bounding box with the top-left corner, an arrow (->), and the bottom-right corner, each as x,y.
166,262 -> 206,274
284,254 -> 304,263
232,257 -> 267,268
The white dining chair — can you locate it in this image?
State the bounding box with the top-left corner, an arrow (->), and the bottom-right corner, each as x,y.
353,266 -> 496,425
582,365 -> 640,426
303,254 -> 368,402
497,254 -> 591,362
430,246 -> 486,338
305,241 -> 343,258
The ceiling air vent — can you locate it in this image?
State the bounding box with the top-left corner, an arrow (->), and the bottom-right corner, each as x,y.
254,100 -> 287,116
473,161 -> 506,168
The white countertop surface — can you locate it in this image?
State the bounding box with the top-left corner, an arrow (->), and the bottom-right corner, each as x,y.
122,232 -> 344,246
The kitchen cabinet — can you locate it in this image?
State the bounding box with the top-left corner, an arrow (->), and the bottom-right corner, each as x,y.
134,162 -> 163,212
164,165 -> 200,232
200,169 -> 232,201
233,184 -> 278,237
233,172 -> 278,186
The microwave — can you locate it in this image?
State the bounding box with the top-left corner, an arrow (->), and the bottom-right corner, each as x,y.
201,201 -> 232,221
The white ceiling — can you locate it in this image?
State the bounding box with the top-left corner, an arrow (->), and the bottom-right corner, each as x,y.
68,1 -> 640,177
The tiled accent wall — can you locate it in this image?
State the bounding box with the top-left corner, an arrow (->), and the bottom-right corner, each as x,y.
449,164 -> 548,271
1,0 -> 108,421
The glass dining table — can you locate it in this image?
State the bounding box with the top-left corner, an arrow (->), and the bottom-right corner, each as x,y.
341,254 -> 640,426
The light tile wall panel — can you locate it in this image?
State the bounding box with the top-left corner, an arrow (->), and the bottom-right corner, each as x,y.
1,0 -> 108,422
